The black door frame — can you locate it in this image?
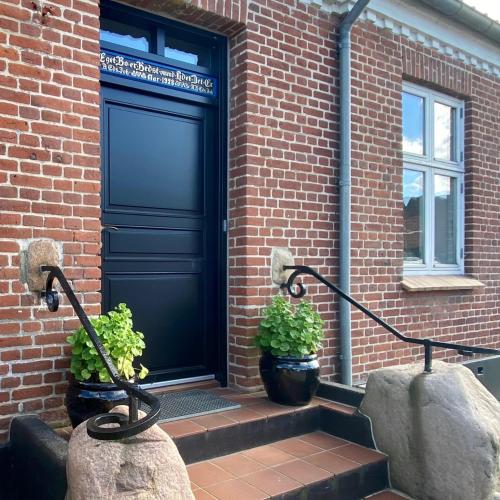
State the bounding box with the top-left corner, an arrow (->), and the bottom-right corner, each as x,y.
99,0 -> 228,386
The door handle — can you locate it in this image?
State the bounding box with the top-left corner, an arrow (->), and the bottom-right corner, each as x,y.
103,225 -> 119,231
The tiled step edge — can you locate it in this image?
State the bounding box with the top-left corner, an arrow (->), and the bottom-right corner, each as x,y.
189,432 -> 389,500
282,460 -> 388,500
171,406 -> 321,464
169,399 -> 379,464
317,381 -> 365,408
282,432 -> 389,500
320,404 -> 377,449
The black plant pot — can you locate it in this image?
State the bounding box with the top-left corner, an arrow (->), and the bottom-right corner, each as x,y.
259,352 -> 320,406
65,377 -> 129,428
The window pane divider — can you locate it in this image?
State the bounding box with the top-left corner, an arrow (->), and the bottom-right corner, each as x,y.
403,82 -> 464,276
154,28 -> 166,57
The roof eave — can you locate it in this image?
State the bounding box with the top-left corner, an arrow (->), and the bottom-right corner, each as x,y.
418,0 -> 500,46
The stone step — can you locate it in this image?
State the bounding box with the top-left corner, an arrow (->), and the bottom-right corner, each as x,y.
157,388 -> 391,499
159,389 -> 368,464
186,431 -> 388,499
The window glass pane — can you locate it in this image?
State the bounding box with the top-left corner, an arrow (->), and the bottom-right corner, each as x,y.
164,38 -> 210,67
434,102 -> 456,161
402,92 -> 424,155
403,169 -> 425,264
100,19 -> 150,52
434,175 -> 457,265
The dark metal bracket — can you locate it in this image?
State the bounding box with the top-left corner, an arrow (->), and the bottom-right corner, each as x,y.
282,265 -> 500,374
41,265 -> 160,440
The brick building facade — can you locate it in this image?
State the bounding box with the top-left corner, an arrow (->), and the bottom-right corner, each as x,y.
0,0 -> 499,440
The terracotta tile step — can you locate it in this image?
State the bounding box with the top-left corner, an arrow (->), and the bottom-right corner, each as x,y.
158,388 -> 369,465
53,391 -> 362,454
155,388 -> 356,442
188,431 -> 388,500
158,392 -> 324,439
163,404 -> 322,464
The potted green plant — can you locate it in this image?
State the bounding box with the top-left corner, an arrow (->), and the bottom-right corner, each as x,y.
65,303 -> 148,427
255,295 -> 324,406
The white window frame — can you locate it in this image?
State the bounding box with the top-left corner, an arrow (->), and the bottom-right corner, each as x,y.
403,82 -> 465,276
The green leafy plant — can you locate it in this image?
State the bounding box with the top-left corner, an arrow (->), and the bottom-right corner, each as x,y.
255,295 -> 324,357
67,303 -> 148,382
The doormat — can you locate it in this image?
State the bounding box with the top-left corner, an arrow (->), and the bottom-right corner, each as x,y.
141,389 -> 241,423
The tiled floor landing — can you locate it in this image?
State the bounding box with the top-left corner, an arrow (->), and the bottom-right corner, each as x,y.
154,388 -> 408,500
187,431 -> 399,499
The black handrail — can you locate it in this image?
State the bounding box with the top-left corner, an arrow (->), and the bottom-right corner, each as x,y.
41,265 -> 160,440
283,265 -> 500,372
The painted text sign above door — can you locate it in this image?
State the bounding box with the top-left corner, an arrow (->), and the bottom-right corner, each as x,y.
100,49 -> 217,97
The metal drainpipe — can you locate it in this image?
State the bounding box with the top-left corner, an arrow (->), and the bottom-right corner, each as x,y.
339,0 -> 371,386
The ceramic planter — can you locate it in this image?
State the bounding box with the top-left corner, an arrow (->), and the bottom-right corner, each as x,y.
65,377 -> 129,428
259,352 -> 320,406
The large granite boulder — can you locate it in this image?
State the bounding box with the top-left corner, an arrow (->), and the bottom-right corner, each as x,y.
360,361 -> 500,500
66,405 -> 194,500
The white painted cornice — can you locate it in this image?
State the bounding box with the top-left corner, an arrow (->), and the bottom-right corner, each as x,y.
301,0 -> 500,77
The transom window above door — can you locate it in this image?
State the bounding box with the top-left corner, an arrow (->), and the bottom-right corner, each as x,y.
100,18 -> 151,52
99,4 -> 215,70
402,83 -> 464,275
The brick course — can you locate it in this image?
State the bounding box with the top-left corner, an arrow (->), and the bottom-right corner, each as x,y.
0,0 -> 499,440
0,0 -> 101,440
224,1 -> 340,388
349,22 -> 500,381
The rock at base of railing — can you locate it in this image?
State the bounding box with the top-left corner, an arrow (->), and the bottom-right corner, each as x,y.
65,405 -> 194,500
360,361 -> 500,500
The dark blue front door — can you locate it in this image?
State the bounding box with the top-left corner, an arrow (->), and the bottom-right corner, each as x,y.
101,85 -> 220,383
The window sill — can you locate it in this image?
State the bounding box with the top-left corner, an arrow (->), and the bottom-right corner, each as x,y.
400,275 -> 485,292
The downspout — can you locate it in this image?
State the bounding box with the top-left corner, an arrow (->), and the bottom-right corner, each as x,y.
339,0 -> 371,386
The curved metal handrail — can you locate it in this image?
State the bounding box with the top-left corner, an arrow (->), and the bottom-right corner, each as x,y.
41,265 -> 160,440
283,265 -> 500,372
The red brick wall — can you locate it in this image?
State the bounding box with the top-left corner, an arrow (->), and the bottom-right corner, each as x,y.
225,2 -> 340,388
349,21 -> 500,382
0,0 -> 101,440
0,0 -> 499,440
121,0 -> 342,388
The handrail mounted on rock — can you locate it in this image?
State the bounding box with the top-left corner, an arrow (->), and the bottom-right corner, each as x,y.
41,265 -> 160,440
283,265 -> 500,373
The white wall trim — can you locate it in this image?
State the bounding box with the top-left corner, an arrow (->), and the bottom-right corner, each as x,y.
300,0 -> 500,77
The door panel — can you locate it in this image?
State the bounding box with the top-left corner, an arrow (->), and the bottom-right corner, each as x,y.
107,105 -> 203,214
103,273 -> 204,375
101,85 -> 218,382
106,227 -> 202,258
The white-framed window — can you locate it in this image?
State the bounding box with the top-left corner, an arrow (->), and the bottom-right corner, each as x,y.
402,82 -> 464,275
